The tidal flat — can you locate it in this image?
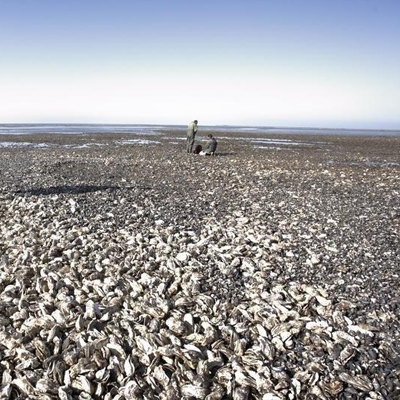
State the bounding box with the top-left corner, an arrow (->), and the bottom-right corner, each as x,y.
0,130 -> 399,399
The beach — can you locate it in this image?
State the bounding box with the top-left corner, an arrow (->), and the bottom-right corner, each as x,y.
0,130 -> 399,398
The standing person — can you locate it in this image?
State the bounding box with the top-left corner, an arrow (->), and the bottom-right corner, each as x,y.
200,134 -> 218,155
186,119 -> 198,153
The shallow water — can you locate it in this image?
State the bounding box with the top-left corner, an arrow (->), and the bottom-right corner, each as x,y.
1,123 -> 399,137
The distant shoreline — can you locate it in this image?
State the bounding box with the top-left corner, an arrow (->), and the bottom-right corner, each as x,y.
0,123 -> 399,137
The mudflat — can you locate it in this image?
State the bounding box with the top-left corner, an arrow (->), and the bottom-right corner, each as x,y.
0,131 -> 399,398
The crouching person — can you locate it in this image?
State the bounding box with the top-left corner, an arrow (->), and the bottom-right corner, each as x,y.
200,134 -> 218,156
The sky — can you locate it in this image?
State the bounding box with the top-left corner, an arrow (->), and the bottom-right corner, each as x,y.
1,0 -> 400,129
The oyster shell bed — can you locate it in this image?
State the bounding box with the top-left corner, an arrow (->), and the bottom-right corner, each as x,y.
0,131 -> 399,399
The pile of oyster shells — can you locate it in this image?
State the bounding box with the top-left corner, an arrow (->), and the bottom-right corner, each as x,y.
0,132 -> 399,399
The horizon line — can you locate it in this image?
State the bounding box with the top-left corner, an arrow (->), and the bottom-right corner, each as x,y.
1,122 -> 399,132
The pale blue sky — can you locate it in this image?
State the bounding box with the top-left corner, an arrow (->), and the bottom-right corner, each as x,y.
1,0 -> 399,129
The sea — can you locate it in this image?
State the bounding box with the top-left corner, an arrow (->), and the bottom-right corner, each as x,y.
0,123 -> 399,137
